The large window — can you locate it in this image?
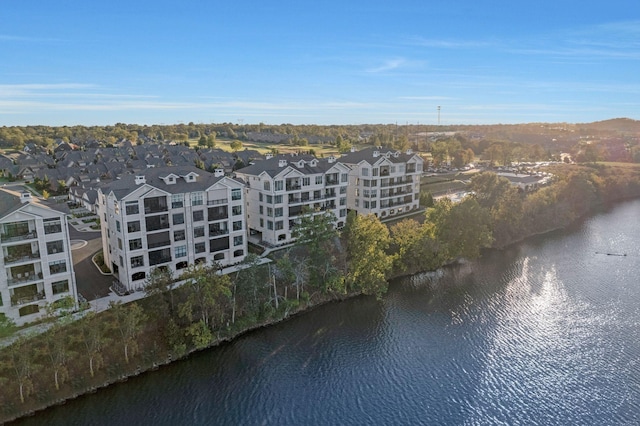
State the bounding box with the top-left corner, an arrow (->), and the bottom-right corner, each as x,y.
231,188 -> 241,201
127,221 -> 141,233
171,194 -> 184,209
173,213 -> 184,225
209,237 -> 230,253
208,206 -> 228,221
232,221 -> 243,231
49,260 -> 67,275
274,180 -> 283,191
233,235 -> 243,246
149,248 -> 172,266
125,201 -> 139,215
174,229 -> 186,241
46,240 -> 64,255
194,226 -> 205,238
191,192 -> 204,206
147,231 -> 171,249
43,218 -> 62,234
195,242 -> 206,253
52,279 -> 69,295
175,245 -> 187,258
131,256 -> 144,268
193,210 -> 204,222
145,214 -> 169,231
144,196 -> 168,214
232,205 -> 242,216
129,238 -> 143,250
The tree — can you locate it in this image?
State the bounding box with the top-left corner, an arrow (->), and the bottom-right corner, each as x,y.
179,264 -> 232,332
230,140 -> 243,151
198,135 -> 207,147
1,336 -> 37,403
0,314 -> 17,339
76,311 -> 108,377
39,323 -> 74,390
144,267 -> 176,317
231,254 -> 267,319
108,301 -> 147,364
343,212 -> 393,298
390,218 -> 441,274
206,134 -> 216,148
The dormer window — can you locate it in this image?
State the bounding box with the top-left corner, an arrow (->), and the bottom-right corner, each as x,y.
297,160 -> 305,167
310,160 -> 318,167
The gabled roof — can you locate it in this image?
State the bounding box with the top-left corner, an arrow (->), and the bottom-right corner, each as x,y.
97,165 -> 236,200
339,146 -> 421,166
235,154 -> 346,178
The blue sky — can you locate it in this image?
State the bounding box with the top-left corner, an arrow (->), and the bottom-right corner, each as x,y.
1,0 -> 639,126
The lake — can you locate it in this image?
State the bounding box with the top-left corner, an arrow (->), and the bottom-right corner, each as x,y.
13,199 -> 640,425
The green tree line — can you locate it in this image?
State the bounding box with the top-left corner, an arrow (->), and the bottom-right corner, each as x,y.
1,163 -> 639,422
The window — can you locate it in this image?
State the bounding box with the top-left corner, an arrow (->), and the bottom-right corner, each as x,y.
259,205 -> 264,215
275,221 -> 283,230
171,194 -> 184,208
118,238 -> 123,250
233,221 -> 243,231
303,177 -> 310,186
267,221 -> 273,230
43,218 -> 62,234
364,201 -> 370,208
372,168 -> 379,176
371,201 -> 377,209
131,256 -> 144,268
52,279 -> 69,295
192,210 -> 204,222
120,256 -> 124,267
173,213 -> 184,225
147,231 -> 171,249
340,209 -> 347,217
175,245 -> 187,258
125,202 -> 139,215
149,248 -> 172,266
129,238 -> 142,250
267,207 -> 273,217
341,173 -> 348,182
231,188 -> 242,201
195,242 -> 206,253
232,205 -> 242,216
355,199 -> 359,207
274,195 -> 283,204
191,192 -> 204,206
233,235 -> 243,246
132,272 -> 146,281
234,249 -> 244,257
263,181 -> 270,191
194,226 -> 205,238
49,260 -> 67,275
116,220 -> 121,232
362,168 -> 369,176
144,196 -> 168,213
145,214 -> 169,231
340,197 -> 346,206
274,180 -> 283,191
127,221 -> 140,233
275,207 -> 283,217
209,237 -> 230,253
47,240 -> 64,255
315,176 -> 323,185
266,195 -> 273,204
174,230 -> 186,241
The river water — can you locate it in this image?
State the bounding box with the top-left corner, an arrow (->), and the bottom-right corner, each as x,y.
14,200 -> 640,425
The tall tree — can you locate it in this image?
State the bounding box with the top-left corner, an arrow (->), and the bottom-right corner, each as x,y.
108,301 -> 147,364
343,213 -> 393,298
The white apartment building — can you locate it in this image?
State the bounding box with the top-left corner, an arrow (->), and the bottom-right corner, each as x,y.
0,189 -> 78,324
339,147 -> 424,219
234,154 -> 351,246
96,166 -> 247,292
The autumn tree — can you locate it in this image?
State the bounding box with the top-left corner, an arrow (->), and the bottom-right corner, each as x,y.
108,301 -> 147,364
343,212 -> 393,298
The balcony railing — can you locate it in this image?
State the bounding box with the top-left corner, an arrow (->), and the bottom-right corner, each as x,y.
1,231 -> 38,243
325,179 -> 339,186
7,272 -> 43,287
286,184 -> 301,191
11,291 -> 45,307
4,252 -> 41,265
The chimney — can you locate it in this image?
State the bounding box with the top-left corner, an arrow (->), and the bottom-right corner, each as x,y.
278,159 -> 287,167
214,168 -> 224,177
327,155 -> 336,163
134,175 -> 146,185
265,153 -> 274,160
20,191 -> 32,203
373,150 -> 379,158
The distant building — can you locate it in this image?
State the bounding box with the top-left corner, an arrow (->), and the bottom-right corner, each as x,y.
0,189 -> 78,324
96,166 -> 247,292
234,154 -> 350,246
338,147 -> 423,219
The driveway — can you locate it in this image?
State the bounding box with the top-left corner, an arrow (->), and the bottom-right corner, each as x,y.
68,225 -> 113,300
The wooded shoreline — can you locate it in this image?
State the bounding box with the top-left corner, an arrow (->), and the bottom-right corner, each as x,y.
2,163 -> 640,424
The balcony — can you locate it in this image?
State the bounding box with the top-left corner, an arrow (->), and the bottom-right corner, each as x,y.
10,283 -> 45,307
1,231 -> 38,244
325,178 -> 339,186
286,183 -> 301,191
4,251 -> 41,266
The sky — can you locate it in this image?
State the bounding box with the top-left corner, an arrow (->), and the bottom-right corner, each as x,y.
1,0 -> 639,126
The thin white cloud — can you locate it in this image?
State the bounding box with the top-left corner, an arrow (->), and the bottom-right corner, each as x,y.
366,58 -> 407,73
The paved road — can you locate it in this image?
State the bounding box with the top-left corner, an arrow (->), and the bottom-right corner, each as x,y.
68,225 -> 113,300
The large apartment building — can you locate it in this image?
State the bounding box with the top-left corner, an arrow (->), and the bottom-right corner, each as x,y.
0,189 -> 78,324
234,154 -> 351,246
96,166 -> 247,292
338,147 -> 423,219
